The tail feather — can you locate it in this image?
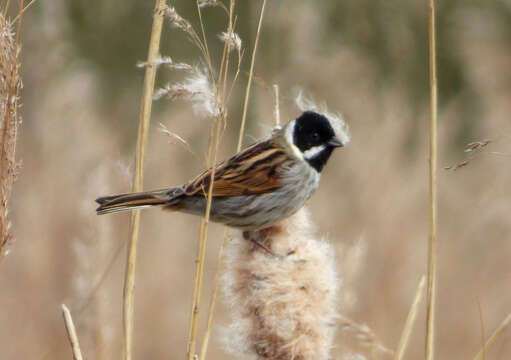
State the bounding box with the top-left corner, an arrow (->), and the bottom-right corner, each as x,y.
96,188 -> 182,215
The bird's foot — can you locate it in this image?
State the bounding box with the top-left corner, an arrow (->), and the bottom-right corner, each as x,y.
243,230 -> 285,259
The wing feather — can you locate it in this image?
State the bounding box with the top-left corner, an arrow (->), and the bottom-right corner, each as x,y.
183,140 -> 291,197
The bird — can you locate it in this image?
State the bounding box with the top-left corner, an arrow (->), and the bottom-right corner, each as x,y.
96,110 -> 344,231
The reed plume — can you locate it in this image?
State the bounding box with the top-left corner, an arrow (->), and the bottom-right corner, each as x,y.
222,208 -> 339,360
0,10 -> 22,262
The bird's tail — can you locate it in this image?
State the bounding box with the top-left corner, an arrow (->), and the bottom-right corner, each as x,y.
95,188 -> 183,215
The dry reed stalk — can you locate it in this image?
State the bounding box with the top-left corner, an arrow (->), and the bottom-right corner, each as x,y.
0,1 -> 23,264
196,2 -> 267,357
198,229 -> 228,360
150,2 -> 235,358
338,316 -> 394,357
273,84 -> 280,128
237,0 -> 267,150
187,114 -> 224,360
395,275 -> 426,360
186,2 -> 235,358
61,304 -> 85,360
426,0 -> 438,359
195,2 -> 238,359
476,302 -> 486,360
473,311 -> 511,360
122,1 -> 166,360
11,0 -> 35,22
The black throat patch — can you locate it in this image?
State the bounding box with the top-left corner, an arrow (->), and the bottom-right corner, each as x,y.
305,146 -> 334,172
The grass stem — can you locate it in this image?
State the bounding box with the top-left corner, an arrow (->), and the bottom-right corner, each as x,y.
198,229 -> 228,360
61,304 -> 84,360
187,2 -> 238,358
273,84 -> 280,128
122,1 -> 166,360
473,311 -> 511,360
395,275 -> 426,360
237,0 -> 267,150
426,0 -> 438,359
187,114 -> 223,360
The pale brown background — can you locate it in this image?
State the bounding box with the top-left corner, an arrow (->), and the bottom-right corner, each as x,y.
1,0 -> 511,359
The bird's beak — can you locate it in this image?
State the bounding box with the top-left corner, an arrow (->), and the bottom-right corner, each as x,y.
328,137 -> 344,148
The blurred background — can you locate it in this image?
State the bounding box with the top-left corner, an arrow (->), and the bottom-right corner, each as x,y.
1,0 -> 511,359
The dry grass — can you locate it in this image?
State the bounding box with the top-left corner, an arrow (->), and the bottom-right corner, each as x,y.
0,2 -> 22,264
152,1 -> 254,358
61,304 -> 84,360
426,0 -> 438,359
237,0 -> 266,151
122,2 -> 166,360
2,1 -> 511,360
395,275 -> 426,360
473,311 -> 511,360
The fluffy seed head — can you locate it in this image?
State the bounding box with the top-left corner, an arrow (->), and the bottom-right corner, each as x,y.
198,0 -> 223,8
153,66 -> 220,118
222,208 -> 340,360
159,5 -> 193,33
0,13 -> 22,257
136,55 -> 192,72
219,31 -> 242,52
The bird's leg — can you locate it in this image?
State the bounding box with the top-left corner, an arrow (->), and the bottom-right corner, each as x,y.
243,230 -> 277,257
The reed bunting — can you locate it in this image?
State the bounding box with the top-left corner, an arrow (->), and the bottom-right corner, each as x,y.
96,111 -> 344,230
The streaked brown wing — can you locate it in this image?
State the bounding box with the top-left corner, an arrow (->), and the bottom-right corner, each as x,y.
183,140 -> 291,197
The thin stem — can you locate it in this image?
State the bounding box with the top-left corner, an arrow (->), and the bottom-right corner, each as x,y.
122,1 -> 165,360
4,0 -> 11,15
187,2 -> 237,357
237,0 -> 267,150
195,1 -> 214,82
426,0 -> 438,359
187,114 -> 223,360
12,0 -> 36,22
186,100 -> 216,360
199,229 -> 228,360
216,41 -> 229,93
226,47 -> 244,103
216,1 -> 235,97
473,311 -> 511,360
395,275 -> 426,360
273,84 -> 280,128
196,2 -> 245,358
186,218 -> 206,360
61,304 -> 84,360
477,301 -> 487,360
220,1 -> 235,108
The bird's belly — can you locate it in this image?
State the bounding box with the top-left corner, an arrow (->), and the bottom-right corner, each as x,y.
178,165 -> 320,230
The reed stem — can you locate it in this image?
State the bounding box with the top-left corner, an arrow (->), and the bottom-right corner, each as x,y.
273,84 -> 280,128
473,311 -> 511,360
426,0 -> 438,359
122,2 -> 165,360
237,0 -> 267,150
187,114 -> 223,360
395,275 -> 426,360
61,304 -> 84,360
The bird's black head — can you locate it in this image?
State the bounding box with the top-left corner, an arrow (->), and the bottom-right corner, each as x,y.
292,111 -> 343,172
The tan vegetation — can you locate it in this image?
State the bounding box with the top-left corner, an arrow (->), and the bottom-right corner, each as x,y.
222,209 -> 339,359
0,6 -> 22,263
1,1 -> 511,360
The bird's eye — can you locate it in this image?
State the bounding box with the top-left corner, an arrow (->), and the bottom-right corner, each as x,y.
312,132 -> 320,141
